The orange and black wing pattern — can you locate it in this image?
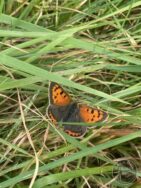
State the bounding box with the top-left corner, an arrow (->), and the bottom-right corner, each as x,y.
47,108 -> 57,124
48,82 -> 72,122
49,82 -> 71,106
79,105 -> 108,123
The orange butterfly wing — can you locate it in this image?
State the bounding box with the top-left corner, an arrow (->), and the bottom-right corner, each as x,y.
49,82 -> 71,106
79,105 -> 107,123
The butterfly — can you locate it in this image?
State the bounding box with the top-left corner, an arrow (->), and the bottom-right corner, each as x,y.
47,82 -> 108,137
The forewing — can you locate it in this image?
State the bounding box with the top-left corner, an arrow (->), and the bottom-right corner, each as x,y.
49,82 -> 71,106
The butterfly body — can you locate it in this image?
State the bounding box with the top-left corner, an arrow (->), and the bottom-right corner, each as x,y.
47,82 -> 108,137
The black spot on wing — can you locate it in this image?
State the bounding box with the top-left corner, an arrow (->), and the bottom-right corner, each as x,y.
97,110 -> 100,118
53,86 -> 60,92
91,109 -> 94,113
60,91 -> 64,95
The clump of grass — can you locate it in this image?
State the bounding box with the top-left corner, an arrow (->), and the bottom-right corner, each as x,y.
0,0 -> 141,188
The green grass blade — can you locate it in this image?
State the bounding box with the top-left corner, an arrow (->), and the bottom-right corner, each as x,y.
0,54 -> 127,103
0,130 -> 140,188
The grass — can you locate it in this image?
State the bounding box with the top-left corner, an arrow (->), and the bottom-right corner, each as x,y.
0,0 -> 141,187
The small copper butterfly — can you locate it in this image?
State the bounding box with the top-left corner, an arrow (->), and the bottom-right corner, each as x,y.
47,82 -> 108,137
